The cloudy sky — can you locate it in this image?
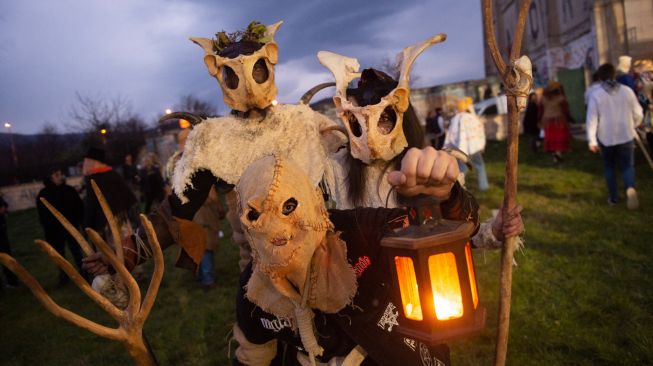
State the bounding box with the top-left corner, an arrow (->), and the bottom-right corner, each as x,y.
0,0 -> 485,134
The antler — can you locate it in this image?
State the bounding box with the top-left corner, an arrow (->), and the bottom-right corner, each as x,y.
317,51 -> 361,100
0,185 -> 164,366
397,33 -> 447,90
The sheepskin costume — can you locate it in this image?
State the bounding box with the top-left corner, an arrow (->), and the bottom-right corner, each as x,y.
171,103 -> 339,202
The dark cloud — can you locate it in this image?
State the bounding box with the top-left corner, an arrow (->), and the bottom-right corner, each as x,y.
0,0 -> 484,134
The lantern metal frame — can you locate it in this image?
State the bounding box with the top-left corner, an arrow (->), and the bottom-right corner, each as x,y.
381,219 -> 486,345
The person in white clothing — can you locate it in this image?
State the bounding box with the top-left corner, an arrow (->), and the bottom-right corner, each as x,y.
444,97 -> 489,191
586,63 -> 644,209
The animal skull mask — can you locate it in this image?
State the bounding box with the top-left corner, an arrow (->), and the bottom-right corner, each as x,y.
318,34 -> 447,163
191,21 -> 283,112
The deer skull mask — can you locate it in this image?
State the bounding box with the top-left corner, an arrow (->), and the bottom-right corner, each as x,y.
318,34 -> 446,163
191,21 -> 283,112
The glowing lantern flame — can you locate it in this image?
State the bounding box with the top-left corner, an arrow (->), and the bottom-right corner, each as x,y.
395,256 -> 423,320
428,252 -> 463,320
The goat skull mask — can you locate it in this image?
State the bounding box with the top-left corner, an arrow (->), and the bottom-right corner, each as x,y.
318,34 -> 446,163
191,21 -> 283,112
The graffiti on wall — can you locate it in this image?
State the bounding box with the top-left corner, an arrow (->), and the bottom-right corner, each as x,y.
547,32 -> 598,76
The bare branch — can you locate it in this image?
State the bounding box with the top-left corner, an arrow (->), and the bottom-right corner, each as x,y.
135,214 -> 165,326
35,240 -> 124,321
0,253 -> 122,341
483,0 -> 507,75
90,180 -> 124,264
39,198 -> 94,256
86,228 -> 142,314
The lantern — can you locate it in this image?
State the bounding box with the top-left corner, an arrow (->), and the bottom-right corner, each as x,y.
381,218 -> 486,344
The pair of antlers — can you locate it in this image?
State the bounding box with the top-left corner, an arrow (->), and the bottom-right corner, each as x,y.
0,180 -> 162,366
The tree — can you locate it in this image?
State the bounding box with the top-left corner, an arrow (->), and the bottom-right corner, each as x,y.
377,55 -> 420,86
174,94 -> 218,118
68,93 -> 148,165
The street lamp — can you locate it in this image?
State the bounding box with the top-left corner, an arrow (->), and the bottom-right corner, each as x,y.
4,122 -> 18,168
165,108 -> 173,115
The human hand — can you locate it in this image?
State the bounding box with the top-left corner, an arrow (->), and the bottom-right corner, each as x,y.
82,252 -> 109,276
491,204 -> 524,242
589,144 -> 599,153
387,147 -> 459,199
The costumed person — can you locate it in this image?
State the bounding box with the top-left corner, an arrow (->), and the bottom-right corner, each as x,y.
586,63 -> 643,209
616,55 -> 637,92
425,108 -> 445,149
0,194 -> 18,289
140,153 -> 165,214
81,147 -> 137,234
83,20 -> 346,276
36,167 -> 86,285
539,81 -> 571,163
231,155 -> 521,366
166,128 -> 226,290
318,36 -> 516,250
443,97 -> 489,191
633,59 -> 653,156
523,91 -> 542,152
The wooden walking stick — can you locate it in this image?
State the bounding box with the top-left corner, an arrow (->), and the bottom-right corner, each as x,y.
482,1 -> 532,365
0,183 -> 163,365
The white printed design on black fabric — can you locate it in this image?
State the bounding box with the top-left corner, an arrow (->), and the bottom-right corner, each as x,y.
404,337 -> 417,352
260,316 -> 292,333
377,302 -> 400,332
419,343 -> 445,366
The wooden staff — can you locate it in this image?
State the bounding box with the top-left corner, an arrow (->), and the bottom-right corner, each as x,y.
482,1 -> 532,365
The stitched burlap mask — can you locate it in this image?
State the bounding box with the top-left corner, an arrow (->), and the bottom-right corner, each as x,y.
236,156 -> 357,359
318,34 -> 446,163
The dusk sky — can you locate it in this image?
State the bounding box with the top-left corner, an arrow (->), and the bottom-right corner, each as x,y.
0,0 -> 485,135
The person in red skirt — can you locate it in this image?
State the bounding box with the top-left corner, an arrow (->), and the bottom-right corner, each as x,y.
539,81 -> 572,163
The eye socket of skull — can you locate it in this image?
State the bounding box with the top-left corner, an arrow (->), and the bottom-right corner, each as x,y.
252,58 -> 269,84
345,112 -> 363,137
377,106 -> 397,135
222,66 -> 239,89
247,207 -> 260,222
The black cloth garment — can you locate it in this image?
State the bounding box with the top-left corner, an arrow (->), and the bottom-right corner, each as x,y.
0,197 -> 18,286
84,169 -> 137,232
236,186 -> 479,366
140,166 -> 166,214
37,178 -> 85,272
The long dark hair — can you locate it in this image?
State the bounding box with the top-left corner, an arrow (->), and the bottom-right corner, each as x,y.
345,69 -> 424,206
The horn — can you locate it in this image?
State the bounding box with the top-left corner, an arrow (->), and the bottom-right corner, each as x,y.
159,112 -> 205,126
397,33 -> 447,89
265,21 -> 284,41
189,37 -> 214,55
299,82 -> 336,105
317,51 -> 361,99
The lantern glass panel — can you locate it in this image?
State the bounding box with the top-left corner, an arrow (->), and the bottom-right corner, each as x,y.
428,252 -> 463,320
394,256 -> 423,320
465,243 -> 479,308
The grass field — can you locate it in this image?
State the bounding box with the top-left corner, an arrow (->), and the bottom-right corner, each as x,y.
1,137 -> 652,365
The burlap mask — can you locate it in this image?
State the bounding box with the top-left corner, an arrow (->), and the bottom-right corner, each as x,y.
318,34 -> 446,163
236,156 -> 357,359
191,21 -> 282,112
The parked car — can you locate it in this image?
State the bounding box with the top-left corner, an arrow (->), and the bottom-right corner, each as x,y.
474,95 -> 514,140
